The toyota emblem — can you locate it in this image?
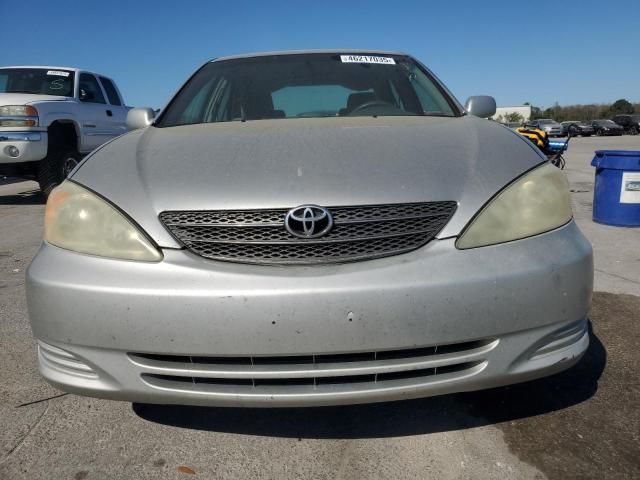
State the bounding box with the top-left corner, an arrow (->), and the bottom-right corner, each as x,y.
285,205 -> 333,238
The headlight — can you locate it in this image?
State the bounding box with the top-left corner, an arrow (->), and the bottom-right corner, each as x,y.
45,181 -> 162,261
0,105 -> 38,126
456,163 -> 572,249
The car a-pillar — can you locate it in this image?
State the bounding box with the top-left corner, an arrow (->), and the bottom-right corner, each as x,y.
38,121 -> 81,197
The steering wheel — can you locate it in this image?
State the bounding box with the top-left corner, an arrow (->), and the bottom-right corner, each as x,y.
348,100 -> 395,115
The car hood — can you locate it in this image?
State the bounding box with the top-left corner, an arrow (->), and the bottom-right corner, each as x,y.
0,93 -> 69,105
72,116 -> 545,248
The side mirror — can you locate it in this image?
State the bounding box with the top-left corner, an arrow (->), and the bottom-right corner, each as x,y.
126,107 -> 155,130
464,96 -> 497,118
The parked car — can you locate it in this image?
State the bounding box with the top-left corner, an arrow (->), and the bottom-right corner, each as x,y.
28,50 -> 592,407
591,119 -> 624,136
525,118 -> 564,137
612,114 -> 640,135
560,121 -> 594,137
0,66 -> 129,195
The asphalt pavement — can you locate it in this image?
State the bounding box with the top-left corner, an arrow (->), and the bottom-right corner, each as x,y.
0,135 -> 639,480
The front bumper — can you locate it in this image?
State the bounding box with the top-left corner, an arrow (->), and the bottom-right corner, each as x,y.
545,130 -> 563,137
0,130 -> 47,163
27,221 -> 593,407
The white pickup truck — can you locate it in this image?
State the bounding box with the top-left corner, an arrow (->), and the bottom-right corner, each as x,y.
0,66 -> 129,195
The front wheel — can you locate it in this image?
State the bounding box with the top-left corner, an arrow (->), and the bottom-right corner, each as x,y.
37,149 -> 81,197
630,126 -> 639,135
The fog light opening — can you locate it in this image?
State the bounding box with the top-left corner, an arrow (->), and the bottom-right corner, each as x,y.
4,145 -> 20,158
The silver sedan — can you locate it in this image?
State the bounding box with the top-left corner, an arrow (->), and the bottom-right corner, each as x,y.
27,51 -> 592,407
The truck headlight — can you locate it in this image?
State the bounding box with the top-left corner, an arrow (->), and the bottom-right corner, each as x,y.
0,105 -> 39,126
456,163 -> 572,249
45,181 -> 162,262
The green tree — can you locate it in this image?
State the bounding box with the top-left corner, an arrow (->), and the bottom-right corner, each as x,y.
525,102 -> 543,120
609,99 -> 635,115
504,112 -> 524,123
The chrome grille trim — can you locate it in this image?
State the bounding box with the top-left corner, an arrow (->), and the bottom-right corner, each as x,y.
159,202 -> 457,265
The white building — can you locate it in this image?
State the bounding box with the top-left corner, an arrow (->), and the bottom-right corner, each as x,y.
491,105 -> 532,123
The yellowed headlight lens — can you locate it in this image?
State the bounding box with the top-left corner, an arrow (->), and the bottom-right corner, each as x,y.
456,163 -> 573,249
45,181 -> 162,261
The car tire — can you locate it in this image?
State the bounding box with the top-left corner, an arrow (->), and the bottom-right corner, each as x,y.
630,126 -> 639,135
37,149 -> 81,197
596,129 -> 603,136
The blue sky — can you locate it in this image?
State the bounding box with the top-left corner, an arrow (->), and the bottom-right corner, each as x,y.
2,1 -> 638,109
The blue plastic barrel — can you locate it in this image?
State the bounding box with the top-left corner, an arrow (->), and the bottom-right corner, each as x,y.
590,150 -> 640,227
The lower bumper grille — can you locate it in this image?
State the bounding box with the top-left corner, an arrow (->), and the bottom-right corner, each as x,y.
130,339 -> 496,394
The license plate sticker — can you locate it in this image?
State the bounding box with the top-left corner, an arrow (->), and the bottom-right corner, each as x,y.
340,55 -> 395,65
47,70 -> 70,77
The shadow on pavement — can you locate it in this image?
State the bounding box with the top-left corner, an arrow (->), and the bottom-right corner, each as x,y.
0,188 -> 45,205
133,325 -> 606,439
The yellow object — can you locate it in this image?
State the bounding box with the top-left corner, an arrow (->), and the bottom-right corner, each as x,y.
516,127 -> 548,149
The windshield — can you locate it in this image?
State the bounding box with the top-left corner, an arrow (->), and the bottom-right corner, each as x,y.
157,53 -> 459,127
0,68 -> 75,97
596,120 -> 616,125
538,119 -> 555,125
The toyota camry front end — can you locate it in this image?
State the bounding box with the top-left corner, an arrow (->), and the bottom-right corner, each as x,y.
26,51 -> 593,407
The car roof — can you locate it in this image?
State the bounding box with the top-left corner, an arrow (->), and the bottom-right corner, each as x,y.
212,49 -> 407,62
0,65 -> 105,77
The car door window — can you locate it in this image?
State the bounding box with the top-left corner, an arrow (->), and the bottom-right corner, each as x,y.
98,77 -> 122,106
79,73 -> 106,104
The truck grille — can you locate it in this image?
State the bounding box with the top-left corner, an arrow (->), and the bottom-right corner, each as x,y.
159,202 -> 457,265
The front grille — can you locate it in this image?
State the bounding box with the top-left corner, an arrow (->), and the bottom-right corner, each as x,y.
159,202 -> 457,265
130,338 -> 496,395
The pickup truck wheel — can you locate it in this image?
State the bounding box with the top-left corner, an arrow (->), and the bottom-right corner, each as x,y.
37,149 -> 81,197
